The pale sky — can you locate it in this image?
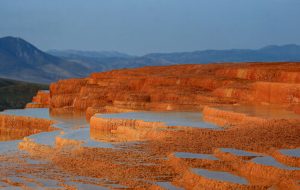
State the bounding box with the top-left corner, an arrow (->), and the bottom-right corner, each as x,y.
1,0 -> 300,55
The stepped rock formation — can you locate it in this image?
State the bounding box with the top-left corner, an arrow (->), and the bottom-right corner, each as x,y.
86,106 -> 134,121
168,148 -> 299,190
90,117 -> 165,131
202,106 -> 300,127
0,114 -> 55,140
90,116 -> 169,142
271,150 -> 300,168
18,118 -> 300,189
26,90 -> 50,108
3,62 -> 300,189
49,62 -> 300,119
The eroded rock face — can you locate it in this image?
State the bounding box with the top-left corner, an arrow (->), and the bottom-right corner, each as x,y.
0,114 -> 55,140
18,116 -> 300,189
90,117 -> 165,131
215,64 -> 300,83
48,62 -> 300,116
89,116 -> 169,142
202,106 -> 300,127
26,90 -> 50,108
85,106 -> 134,121
271,150 -> 300,168
4,62 -> 300,189
294,106 -> 300,114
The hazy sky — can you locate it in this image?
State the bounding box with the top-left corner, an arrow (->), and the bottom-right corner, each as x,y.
1,0 -> 300,55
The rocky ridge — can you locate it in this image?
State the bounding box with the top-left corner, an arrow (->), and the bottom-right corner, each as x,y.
48,62 -> 300,117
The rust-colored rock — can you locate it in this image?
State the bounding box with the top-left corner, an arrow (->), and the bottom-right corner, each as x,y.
90,116 -> 165,131
0,114 -> 55,140
85,106 -> 134,121
90,116 -> 168,142
8,62 -> 300,189
26,90 -> 50,108
47,62 -> 300,117
271,150 -> 300,168
202,106 -> 300,127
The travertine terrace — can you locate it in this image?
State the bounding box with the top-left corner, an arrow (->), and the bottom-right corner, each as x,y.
1,62 -> 300,189
49,62 -> 300,117
0,114 -> 55,141
26,90 -> 50,108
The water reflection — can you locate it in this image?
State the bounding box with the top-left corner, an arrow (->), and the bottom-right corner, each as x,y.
0,108 -> 51,142
0,130 -> 31,141
0,108 -> 87,142
280,148 -> 300,158
252,156 -> 300,170
0,107 -> 299,189
1,108 -> 51,119
174,152 -> 219,160
98,111 -> 221,129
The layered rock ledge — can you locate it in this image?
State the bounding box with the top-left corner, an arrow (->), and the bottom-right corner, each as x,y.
26,90 -> 50,108
0,114 -> 55,140
202,106 -> 300,127
46,62 -> 300,118
7,62 -> 300,189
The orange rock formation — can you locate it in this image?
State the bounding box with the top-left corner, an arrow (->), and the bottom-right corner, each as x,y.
90,116 -> 169,142
10,62 -> 300,189
202,106 -> 300,127
26,90 -> 50,108
0,114 -> 55,140
48,62 -> 300,118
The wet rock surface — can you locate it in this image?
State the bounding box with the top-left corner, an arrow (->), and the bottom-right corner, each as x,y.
0,62 -> 300,189
48,62 -> 300,115
26,90 -> 50,108
0,112 -> 55,141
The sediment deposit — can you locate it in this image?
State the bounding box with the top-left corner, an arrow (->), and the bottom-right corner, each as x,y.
1,62 -> 300,189
26,90 -> 50,108
0,114 -> 55,140
202,106 -> 300,127
47,62 -> 300,119
90,116 -> 169,142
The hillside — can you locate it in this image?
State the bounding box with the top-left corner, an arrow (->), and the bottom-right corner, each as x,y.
1,36 -> 300,84
0,78 -> 48,111
0,36 -> 90,83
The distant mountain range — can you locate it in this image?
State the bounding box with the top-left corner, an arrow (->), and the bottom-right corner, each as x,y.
48,49 -> 132,59
47,49 -> 171,73
145,44 -> 300,63
1,36 -> 300,83
0,37 -> 90,83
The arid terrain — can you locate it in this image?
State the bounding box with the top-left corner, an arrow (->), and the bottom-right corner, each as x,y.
0,62 -> 299,189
